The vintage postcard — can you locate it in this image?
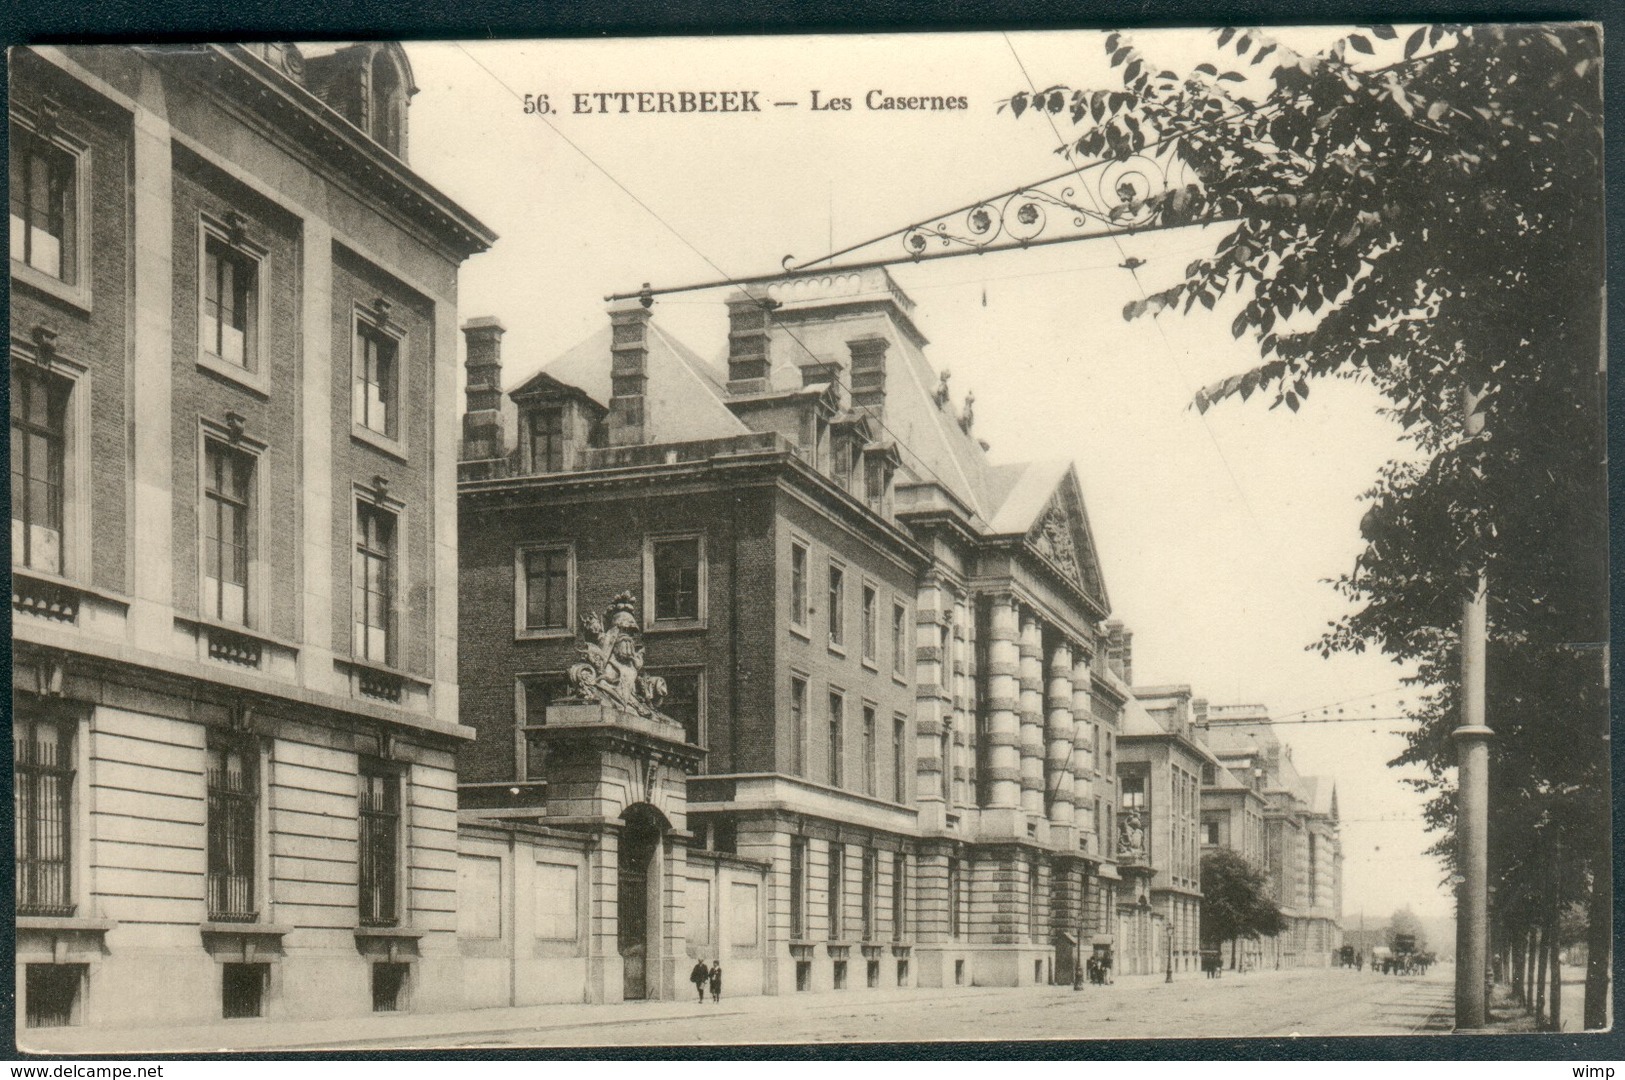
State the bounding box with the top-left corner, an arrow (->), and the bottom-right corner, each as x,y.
8,25 -> 1607,1053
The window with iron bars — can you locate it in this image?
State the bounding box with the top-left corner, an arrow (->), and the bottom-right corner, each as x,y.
359,762 -> 401,926
15,713 -> 74,916
206,738 -> 257,921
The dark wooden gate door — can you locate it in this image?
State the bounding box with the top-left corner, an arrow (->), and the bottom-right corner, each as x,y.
618,808 -> 660,1001
619,859 -> 648,1000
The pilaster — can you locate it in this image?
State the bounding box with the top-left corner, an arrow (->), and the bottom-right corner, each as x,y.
128,104 -> 174,641
299,218 -> 335,693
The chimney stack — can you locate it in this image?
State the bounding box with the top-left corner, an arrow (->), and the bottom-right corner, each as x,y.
607,300 -> 651,447
725,290 -> 772,393
461,316 -> 505,461
1104,620 -> 1134,685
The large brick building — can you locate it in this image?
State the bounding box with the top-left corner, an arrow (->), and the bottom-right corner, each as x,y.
454,268 -> 1130,1002
11,43 -> 493,1033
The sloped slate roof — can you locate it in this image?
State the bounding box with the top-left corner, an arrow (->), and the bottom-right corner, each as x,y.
516,323 -> 749,444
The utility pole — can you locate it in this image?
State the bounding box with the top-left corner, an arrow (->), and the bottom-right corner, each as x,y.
1453,385 -> 1493,1031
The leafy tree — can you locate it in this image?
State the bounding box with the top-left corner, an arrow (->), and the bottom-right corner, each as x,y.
1387,905 -> 1427,951
1012,23 -> 1606,1025
1201,848 -> 1287,968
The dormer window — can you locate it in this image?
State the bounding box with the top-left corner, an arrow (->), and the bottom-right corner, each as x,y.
369,54 -> 406,157
864,455 -> 885,508
528,406 -> 565,473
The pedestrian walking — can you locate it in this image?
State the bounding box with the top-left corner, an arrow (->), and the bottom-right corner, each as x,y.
690,959 -> 710,1003
709,960 -> 722,1003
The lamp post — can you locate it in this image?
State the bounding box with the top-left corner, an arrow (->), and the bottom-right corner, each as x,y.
1166,919 -> 1174,983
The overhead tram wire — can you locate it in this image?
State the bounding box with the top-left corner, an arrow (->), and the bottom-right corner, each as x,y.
449,42 -> 1000,530
1000,32 -> 1276,546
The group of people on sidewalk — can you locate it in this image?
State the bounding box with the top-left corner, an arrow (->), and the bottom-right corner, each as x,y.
690,960 -> 723,1003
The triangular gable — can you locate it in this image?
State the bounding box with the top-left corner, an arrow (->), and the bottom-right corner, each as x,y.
1022,466 -> 1109,613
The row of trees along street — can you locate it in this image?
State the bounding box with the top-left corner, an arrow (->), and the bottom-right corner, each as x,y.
1013,24 -> 1606,1028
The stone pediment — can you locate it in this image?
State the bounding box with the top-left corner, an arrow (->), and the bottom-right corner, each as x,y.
1023,469 -> 1108,612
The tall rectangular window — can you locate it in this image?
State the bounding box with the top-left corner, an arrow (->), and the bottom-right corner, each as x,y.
861,848 -> 877,941
359,762 -> 400,926
892,715 -> 907,802
789,541 -> 809,628
9,127 -> 76,283
206,737 -> 257,921
891,853 -> 906,941
1028,856 -> 1043,943
891,601 -> 907,676
861,585 -> 878,663
203,442 -> 253,626
1121,774 -> 1146,810
940,731 -> 952,801
947,857 -> 962,938
14,714 -> 73,916
827,691 -> 844,788
789,836 -> 807,939
528,407 -> 564,472
655,669 -> 702,746
789,675 -> 808,776
202,235 -> 258,369
827,842 -> 845,939
862,706 -> 877,796
522,546 -> 571,631
353,320 -> 398,439
652,536 -> 702,622
10,365 -> 67,575
354,500 -> 396,664
827,563 -> 845,648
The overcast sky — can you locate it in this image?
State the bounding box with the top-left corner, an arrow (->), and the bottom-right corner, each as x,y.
402,28 -> 1454,921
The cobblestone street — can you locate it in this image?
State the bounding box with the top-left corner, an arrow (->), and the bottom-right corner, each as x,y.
23,965 -> 1458,1054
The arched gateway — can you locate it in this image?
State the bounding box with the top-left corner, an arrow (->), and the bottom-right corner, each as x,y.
617,803 -> 669,1000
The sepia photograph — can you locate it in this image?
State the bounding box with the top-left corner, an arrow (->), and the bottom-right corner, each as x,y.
6,22 -> 1609,1055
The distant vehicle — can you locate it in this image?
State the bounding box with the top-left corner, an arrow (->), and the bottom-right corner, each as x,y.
1338,945 -> 1356,968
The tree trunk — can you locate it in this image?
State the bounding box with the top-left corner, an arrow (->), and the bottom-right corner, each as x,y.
1585,860 -> 1612,1029
1527,927 -> 1539,1005
1511,929 -> 1525,1002
1548,910 -> 1563,1032
1231,936 -> 1238,971
1534,925 -> 1549,1027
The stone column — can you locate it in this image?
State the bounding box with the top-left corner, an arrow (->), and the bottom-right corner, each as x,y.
1071,653 -> 1096,847
1045,639 -> 1075,828
914,576 -> 953,819
1018,611 -> 1046,820
985,594 -> 1022,810
951,591 -> 971,808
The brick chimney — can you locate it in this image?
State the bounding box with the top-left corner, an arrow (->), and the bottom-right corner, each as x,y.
607,300 -> 651,447
725,290 -> 772,393
848,335 -> 889,411
461,316 -> 505,461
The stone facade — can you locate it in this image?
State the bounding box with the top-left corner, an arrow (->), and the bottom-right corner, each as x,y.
1204,704 -> 1344,968
11,43 -> 493,1034
455,269 -> 1127,999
